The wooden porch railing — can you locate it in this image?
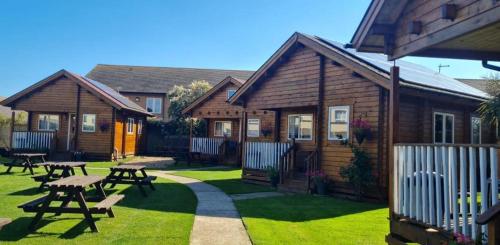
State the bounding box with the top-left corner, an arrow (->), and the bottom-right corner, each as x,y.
190,137 -> 224,155
279,143 -> 296,184
243,141 -> 294,171
305,149 -> 320,191
393,143 -> 499,241
11,131 -> 56,152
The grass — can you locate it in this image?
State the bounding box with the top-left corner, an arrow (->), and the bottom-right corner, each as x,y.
235,195 -> 389,245
0,165 -> 197,244
172,167 -> 274,194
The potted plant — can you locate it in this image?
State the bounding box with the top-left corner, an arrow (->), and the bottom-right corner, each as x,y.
261,128 -> 272,137
449,232 -> 474,245
99,120 -> 110,132
308,170 -> 328,195
266,166 -> 280,188
352,118 -> 371,145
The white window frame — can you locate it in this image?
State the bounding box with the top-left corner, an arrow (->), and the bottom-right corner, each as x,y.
214,121 -> 232,137
433,112 -> 454,144
82,114 -> 96,133
247,118 -> 260,137
138,120 -> 143,135
146,97 -> 162,114
227,89 -> 237,100
127,118 -> 135,135
471,116 -> 481,144
38,114 -> 59,131
328,106 -> 350,141
287,114 -> 313,141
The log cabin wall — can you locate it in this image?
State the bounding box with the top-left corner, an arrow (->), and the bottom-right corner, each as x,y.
390,0 -> 500,59
120,92 -> 168,121
245,45 -> 319,109
244,109 -> 276,142
399,88 -> 496,144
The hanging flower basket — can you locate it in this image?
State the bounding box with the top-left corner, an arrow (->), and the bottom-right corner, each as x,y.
352,118 -> 371,145
99,121 -> 110,132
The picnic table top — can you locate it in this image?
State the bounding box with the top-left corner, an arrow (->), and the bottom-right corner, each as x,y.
12,153 -> 46,157
111,165 -> 145,170
39,162 -> 86,168
47,175 -> 104,188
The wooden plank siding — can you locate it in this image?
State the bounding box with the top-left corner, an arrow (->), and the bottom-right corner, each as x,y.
191,83 -> 243,119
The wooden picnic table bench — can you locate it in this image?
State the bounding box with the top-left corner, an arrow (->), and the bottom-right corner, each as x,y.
18,175 -> 124,232
32,162 -> 88,191
3,153 -> 46,175
0,218 -> 11,230
103,165 -> 156,197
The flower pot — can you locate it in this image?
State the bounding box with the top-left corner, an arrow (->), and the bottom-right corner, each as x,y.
313,178 -> 327,195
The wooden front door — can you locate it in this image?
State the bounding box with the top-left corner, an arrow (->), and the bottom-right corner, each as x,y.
66,113 -> 76,151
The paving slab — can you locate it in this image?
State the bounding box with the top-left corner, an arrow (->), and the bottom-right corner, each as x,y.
151,172 -> 252,245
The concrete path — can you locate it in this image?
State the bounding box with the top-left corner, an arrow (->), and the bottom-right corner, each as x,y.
230,192 -> 285,201
151,172 -> 252,245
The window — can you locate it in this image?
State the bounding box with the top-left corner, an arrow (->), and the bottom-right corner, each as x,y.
138,120 -> 143,135
328,106 -> 350,140
471,117 -> 481,144
82,114 -> 96,132
434,112 -> 454,144
127,118 -> 134,134
38,114 -> 59,131
214,121 -> 232,137
227,89 -> 237,100
288,114 -> 313,140
146,97 -> 162,114
247,119 -> 260,137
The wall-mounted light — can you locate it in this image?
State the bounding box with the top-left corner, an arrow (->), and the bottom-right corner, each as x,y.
135,97 -> 140,102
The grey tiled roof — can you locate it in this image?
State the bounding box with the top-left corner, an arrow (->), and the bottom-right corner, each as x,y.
457,79 -> 490,94
86,64 -> 255,94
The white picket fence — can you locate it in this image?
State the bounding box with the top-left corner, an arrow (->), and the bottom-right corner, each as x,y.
394,144 -> 499,241
190,137 -> 224,155
12,131 -> 56,150
243,141 -> 292,170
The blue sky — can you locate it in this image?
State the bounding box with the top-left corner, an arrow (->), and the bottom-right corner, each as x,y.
0,0 -> 495,97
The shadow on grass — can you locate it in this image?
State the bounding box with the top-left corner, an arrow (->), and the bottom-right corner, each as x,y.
8,187 -> 41,196
235,194 -> 387,222
0,217 -> 80,242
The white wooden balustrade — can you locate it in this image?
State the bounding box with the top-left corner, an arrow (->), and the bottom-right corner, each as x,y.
394,144 -> 499,241
190,137 -> 224,155
11,131 -> 56,150
243,141 -> 291,170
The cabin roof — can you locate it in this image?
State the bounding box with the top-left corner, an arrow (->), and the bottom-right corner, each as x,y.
457,79 -> 490,94
230,32 -> 489,104
1,70 -> 152,116
182,76 -> 243,115
86,64 -> 254,94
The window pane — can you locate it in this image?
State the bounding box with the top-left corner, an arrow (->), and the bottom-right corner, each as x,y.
335,110 -> 347,122
300,115 -> 312,139
154,98 -> 162,113
227,90 -> 236,100
146,99 -> 153,112
247,119 -> 259,137
215,122 -> 223,136
223,122 -> 232,136
38,115 -> 48,130
288,116 -> 299,139
434,114 -> 443,143
471,117 -> 480,144
445,115 -> 453,143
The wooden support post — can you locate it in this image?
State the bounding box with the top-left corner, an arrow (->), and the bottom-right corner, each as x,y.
274,110 -> 281,142
74,85 -> 81,150
27,111 -> 32,131
241,110 -> 248,169
188,118 -> 193,165
9,111 -> 15,150
121,115 -> 127,158
388,66 -> 400,217
316,55 -> 325,167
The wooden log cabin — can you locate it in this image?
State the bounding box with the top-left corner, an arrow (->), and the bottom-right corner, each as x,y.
0,70 -> 152,160
229,31 -> 496,198
351,1 -> 500,244
182,76 -> 275,166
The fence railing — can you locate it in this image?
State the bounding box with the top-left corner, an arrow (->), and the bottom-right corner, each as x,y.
190,137 -> 225,155
11,131 -> 56,151
243,141 -> 293,170
394,144 -> 499,241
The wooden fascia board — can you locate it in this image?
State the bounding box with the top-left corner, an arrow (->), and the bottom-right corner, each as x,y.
389,6 -> 500,60
228,33 -> 299,105
409,48 -> 500,62
297,35 -> 391,90
351,0 -> 386,49
0,69 -> 67,107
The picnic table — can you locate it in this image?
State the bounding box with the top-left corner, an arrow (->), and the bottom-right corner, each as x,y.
103,165 -> 156,197
18,175 -> 124,232
0,218 -> 11,230
3,153 -> 46,175
32,162 -> 88,191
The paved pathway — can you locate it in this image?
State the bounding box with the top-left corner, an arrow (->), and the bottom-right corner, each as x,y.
151,172 -> 252,245
230,192 -> 285,201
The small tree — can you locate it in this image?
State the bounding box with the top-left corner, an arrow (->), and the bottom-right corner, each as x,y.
166,80 -> 212,135
478,73 -> 500,139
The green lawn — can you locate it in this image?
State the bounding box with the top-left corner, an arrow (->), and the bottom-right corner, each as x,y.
0,165 -> 197,244
171,167 -> 274,194
235,195 -> 389,245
